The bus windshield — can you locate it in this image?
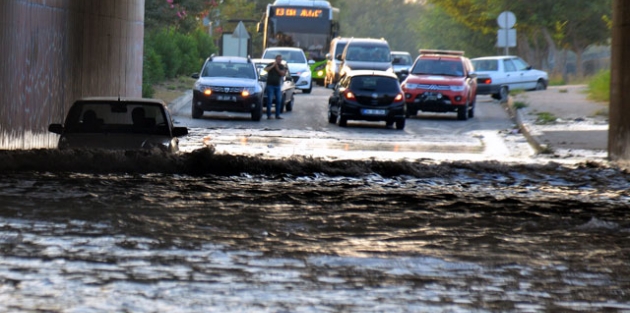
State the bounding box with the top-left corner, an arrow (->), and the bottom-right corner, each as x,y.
262,2 -> 339,62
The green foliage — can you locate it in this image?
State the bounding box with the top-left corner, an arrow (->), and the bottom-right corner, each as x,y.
142,26 -> 216,97
587,69 -> 610,102
535,112 -> 557,124
512,101 -> 528,110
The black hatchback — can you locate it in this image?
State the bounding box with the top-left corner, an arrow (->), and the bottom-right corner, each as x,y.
327,70 -> 406,129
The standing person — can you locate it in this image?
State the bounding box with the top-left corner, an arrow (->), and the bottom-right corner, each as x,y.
264,54 -> 287,119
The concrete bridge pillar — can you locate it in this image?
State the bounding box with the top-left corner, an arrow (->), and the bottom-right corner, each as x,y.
0,0 -> 144,149
609,0 -> 630,162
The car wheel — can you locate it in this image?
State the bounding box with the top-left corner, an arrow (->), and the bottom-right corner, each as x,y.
280,94 -> 286,113
457,102 -> 469,121
499,86 -> 509,102
336,109 -> 347,127
251,100 -> 262,121
406,109 -> 417,118
468,96 -> 476,118
286,95 -> 294,112
191,102 -> 203,119
327,107 -> 337,123
395,119 -> 405,130
535,80 -> 546,91
303,84 -> 312,94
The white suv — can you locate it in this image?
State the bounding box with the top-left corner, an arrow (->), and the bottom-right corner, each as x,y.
262,47 -> 313,94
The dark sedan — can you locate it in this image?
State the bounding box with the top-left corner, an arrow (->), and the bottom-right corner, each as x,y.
327,70 -> 406,129
48,97 -> 188,153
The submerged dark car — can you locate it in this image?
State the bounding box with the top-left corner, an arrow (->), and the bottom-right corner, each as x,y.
327,70 -> 406,129
48,97 -> 188,152
191,55 -> 264,121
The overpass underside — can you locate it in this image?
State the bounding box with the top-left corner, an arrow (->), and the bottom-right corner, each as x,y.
0,0 -> 144,149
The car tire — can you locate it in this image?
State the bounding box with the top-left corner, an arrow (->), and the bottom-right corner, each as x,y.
406,109 -> 417,118
251,100 -> 262,121
468,97 -> 476,118
535,80 -> 546,91
327,107 -> 337,123
457,102 -> 469,121
191,101 -> 203,119
286,95 -> 294,112
336,110 -> 347,127
395,119 -> 405,130
303,84 -> 312,94
280,95 -> 286,113
499,86 -> 509,102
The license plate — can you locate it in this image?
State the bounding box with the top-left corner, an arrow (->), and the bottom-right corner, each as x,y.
217,95 -> 236,101
361,109 -> 387,115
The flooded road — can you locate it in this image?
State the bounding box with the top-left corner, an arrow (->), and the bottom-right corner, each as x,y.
1,148 -> 629,312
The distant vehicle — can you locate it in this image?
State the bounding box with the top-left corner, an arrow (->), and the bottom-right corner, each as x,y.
252,58 -> 296,113
262,47 -> 313,93
324,36 -> 351,86
391,51 -> 413,82
190,55 -> 264,121
471,55 -> 549,101
338,38 -> 394,80
259,0 -> 340,86
401,49 -> 477,120
48,97 -> 188,153
327,70 -> 406,129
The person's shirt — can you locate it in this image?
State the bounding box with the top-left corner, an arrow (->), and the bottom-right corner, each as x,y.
265,62 -> 286,86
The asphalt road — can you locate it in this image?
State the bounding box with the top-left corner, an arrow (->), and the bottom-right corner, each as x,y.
169,86 -> 533,161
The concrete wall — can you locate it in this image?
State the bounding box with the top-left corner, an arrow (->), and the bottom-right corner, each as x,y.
0,0 -> 144,149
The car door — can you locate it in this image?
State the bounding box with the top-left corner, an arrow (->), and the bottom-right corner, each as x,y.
511,57 -> 537,90
501,58 -> 521,90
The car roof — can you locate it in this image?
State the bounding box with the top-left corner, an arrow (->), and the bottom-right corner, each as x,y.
418,49 -> 467,61
347,38 -> 389,45
346,70 -> 398,79
75,97 -> 167,106
471,55 -> 517,60
391,51 -> 411,55
208,55 -> 251,63
264,47 -> 303,52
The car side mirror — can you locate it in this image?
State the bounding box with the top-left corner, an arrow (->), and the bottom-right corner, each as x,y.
191,73 -> 200,79
325,53 -> 331,60
259,74 -> 267,82
48,124 -> 63,134
336,54 -> 343,61
308,59 -> 315,65
469,72 -> 478,78
401,69 -> 409,75
172,127 -> 188,137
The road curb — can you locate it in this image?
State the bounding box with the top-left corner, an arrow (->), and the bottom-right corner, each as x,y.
168,90 -> 193,115
502,96 -> 550,154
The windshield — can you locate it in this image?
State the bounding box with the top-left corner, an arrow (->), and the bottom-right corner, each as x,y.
350,76 -> 399,92
262,50 -> 306,63
411,59 -> 464,76
65,102 -> 170,135
202,62 -> 256,79
345,45 -> 391,62
392,53 -> 413,65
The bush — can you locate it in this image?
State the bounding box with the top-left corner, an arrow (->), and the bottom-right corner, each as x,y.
142,27 -> 217,97
587,69 -> 610,102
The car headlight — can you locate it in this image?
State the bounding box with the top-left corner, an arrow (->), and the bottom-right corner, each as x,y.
450,85 -> 465,92
242,87 -> 256,97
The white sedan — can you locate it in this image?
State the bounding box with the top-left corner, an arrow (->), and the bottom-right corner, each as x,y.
471,56 -> 548,101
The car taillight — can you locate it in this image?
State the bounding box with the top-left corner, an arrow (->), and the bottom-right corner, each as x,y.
203,89 -> 212,96
480,78 -> 492,84
344,91 -> 356,100
394,93 -> 403,101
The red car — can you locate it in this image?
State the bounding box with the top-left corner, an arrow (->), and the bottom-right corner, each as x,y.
400,50 -> 477,120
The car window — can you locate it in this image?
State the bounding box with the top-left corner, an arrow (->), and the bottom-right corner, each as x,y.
346,45 -> 391,62
503,59 -> 517,72
512,57 -> 530,71
393,54 -> 413,65
203,62 -> 255,79
351,76 -> 399,92
263,50 -> 306,64
472,60 -> 498,71
334,42 -> 347,57
66,102 -> 169,135
411,59 -> 463,76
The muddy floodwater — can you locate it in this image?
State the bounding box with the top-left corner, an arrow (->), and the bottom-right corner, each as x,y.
1,148 -> 630,312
